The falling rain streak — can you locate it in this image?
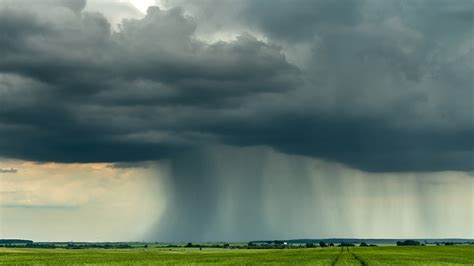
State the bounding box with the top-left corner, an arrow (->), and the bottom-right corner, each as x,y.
151,146 -> 474,242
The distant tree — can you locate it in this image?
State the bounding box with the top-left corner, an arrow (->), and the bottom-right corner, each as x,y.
186,242 -> 193,247
359,242 -> 368,247
223,243 -> 230,248
306,243 -> 315,248
319,241 -> 327,247
144,244 -> 148,248
397,240 -> 420,246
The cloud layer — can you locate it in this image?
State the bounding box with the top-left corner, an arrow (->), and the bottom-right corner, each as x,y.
0,0 -> 472,171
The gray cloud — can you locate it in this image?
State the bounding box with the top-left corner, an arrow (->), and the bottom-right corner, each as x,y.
0,0 -> 472,172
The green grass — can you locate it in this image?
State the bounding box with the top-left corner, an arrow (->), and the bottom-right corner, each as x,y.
0,247 -> 337,265
0,246 -> 472,265
350,246 -> 474,265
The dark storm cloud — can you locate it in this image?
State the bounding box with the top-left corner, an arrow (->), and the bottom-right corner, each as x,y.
243,0 -> 362,40
0,0 -> 472,171
0,1 -> 299,162
209,115 -> 474,172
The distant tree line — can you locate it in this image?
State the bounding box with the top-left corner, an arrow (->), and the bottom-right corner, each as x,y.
359,242 -> 377,247
3,239 -> 471,250
0,239 -> 33,245
0,243 -> 55,249
65,243 -> 132,249
397,240 -> 421,246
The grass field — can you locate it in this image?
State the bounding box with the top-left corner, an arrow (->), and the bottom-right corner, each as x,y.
0,246 -> 472,265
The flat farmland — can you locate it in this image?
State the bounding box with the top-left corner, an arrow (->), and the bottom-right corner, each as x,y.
0,245 -> 472,265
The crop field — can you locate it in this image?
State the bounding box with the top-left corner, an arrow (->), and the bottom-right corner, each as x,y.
0,246 -> 472,265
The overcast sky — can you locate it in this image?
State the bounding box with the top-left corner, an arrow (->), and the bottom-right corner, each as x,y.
0,0 -> 473,241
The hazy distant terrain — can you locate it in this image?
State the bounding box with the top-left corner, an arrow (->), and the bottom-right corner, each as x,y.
252,238 -> 474,245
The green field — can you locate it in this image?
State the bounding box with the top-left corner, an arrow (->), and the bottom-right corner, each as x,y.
0,246 -> 472,265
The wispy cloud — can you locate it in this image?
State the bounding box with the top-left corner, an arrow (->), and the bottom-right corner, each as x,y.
0,168 -> 17,173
